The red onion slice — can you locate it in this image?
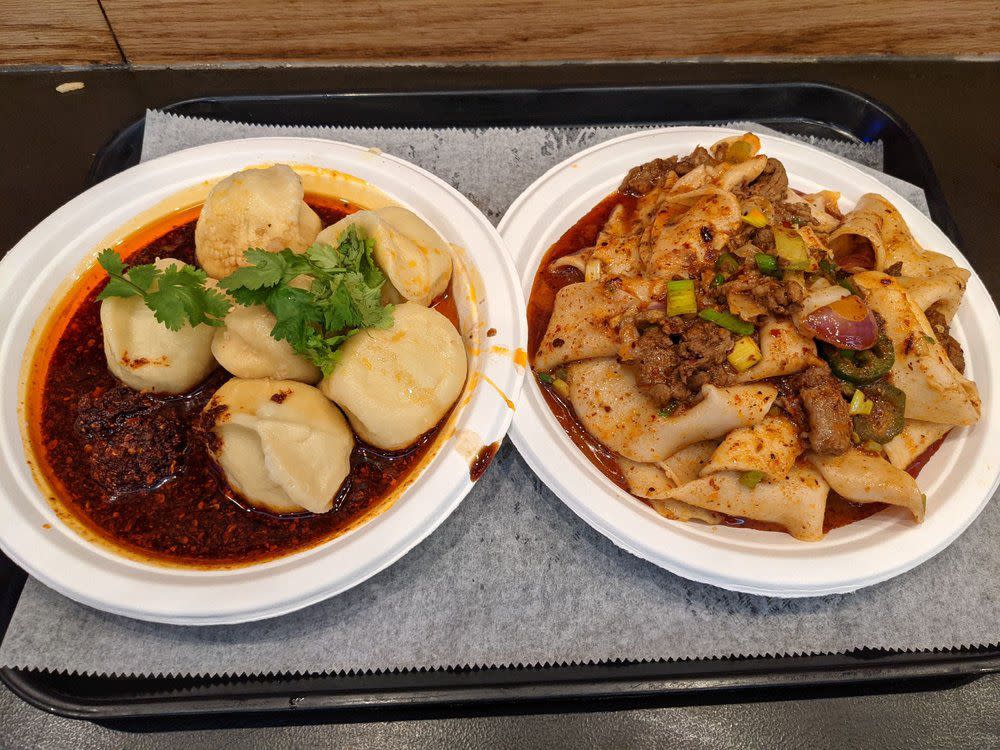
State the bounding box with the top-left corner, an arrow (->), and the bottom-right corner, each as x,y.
799,295 -> 878,350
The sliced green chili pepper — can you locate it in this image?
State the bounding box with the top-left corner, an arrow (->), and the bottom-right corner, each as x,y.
838,276 -> 862,297
818,257 -> 839,283
715,252 -> 741,277
853,381 -> 906,444
698,308 -> 755,336
817,255 -> 861,294
658,401 -> 678,418
823,331 -> 895,384
755,253 -> 780,277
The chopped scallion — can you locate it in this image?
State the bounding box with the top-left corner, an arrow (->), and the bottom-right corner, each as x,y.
740,470 -> 765,489
716,252 -> 741,277
553,378 -> 570,399
537,372 -> 554,384
666,279 -> 697,316
698,308 -> 755,336
741,208 -> 768,228
726,139 -> 754,163
728,336 -> 763,372
848,389 -> 874,416
658,401 -> 678,418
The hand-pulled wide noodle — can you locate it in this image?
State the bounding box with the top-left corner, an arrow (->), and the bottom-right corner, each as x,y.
701,415 -> 801,482
829,193 -> 953,276
642,190 -> 740,279
666,463 -> 829,541
854,272 -> 979,425
566,357 -> 776,463
786,189 -> 842,232
711,155 -> 768,191
530,132 -> 981,541
617,454 -> 723,525
736,317 -> 818,382
808,450 -> 924,522
534,280 -> 647,372
883,419 -> 951,470
898,266 -> 970,323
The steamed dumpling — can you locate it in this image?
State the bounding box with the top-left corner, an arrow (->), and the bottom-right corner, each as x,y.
212,304 -> 321,383
195,165 -> 322,279
203,378 -> 353,515
316,206 -> 452,306
101,258 -> 217,393
320,302 -> 466,450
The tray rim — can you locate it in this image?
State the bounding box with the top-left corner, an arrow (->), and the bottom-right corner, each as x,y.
2,79 -> 994,721
5,646 -> 1000,721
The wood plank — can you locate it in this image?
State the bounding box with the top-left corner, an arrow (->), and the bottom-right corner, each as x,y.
0,0 -> 122,65
102,0 -> 1000,64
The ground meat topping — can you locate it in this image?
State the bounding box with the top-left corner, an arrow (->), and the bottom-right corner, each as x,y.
621,320 -> 735,404
925,308 -> 966,373
791,365 -> 853,455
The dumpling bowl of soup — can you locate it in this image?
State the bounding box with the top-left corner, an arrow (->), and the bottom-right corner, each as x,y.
0,138 -> 525,624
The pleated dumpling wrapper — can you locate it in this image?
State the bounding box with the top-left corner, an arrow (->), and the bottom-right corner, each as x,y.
316,206 -> 452,307
212,304 -> 321,384
202,379 -> 353,515
195,164 -> 322,279
101,258 -> 217,394
321,302 -> 467,450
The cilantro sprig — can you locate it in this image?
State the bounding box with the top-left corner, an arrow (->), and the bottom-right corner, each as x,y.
219,226 -> 393,374
96,249 -> 231,331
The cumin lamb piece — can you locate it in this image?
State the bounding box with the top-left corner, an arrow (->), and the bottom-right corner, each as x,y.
623,320 -> 735,404
745,157 -> 788,202
925,308 -> 966,373
620,157 -> 679,196
792,365 -> 852,455
722,268 -> 804,317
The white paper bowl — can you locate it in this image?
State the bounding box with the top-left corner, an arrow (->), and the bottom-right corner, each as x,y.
0,137 -> 526,624
500,126 -> 1000,597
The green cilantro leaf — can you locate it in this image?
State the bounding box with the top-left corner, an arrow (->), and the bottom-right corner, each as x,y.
218,248 -> 287,291
95,249 -> 231,330
126,263 -> 159,293
219,224 -> 396,375
96,247 -> 125,277
98,275 -> 144,300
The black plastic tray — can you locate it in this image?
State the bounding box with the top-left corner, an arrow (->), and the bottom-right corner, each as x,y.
2,82 -> 995,722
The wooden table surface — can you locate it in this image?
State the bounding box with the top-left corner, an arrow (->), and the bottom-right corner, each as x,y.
3,0 -> 999,65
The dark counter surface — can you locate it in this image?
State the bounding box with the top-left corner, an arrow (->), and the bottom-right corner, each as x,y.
1,60 -> 998,748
